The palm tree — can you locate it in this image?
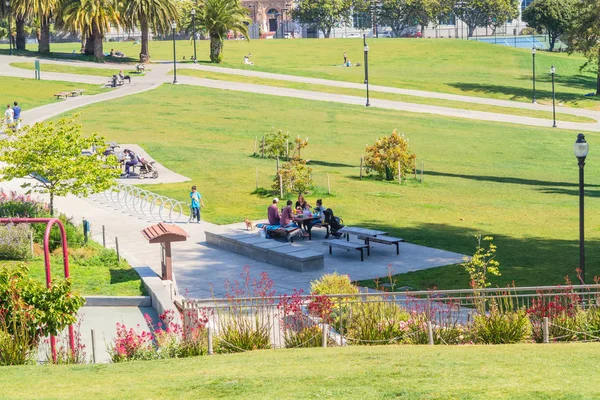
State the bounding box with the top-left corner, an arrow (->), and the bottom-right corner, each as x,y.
61,0 -> 120,60
196,0 -> 250,63
13,0 -> 61,53
123,0 -> 178,63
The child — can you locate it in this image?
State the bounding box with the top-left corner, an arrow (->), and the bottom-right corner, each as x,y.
190,185 -> 205,223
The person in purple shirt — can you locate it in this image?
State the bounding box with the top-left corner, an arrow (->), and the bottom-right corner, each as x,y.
267,198 -> 280,225
280,200 -> 296,227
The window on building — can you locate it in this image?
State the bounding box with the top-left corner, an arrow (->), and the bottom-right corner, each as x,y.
438,13 -> 456,26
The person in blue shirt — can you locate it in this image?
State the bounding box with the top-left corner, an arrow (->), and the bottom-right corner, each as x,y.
190,185 -> 205,223
12,101 -> 21,127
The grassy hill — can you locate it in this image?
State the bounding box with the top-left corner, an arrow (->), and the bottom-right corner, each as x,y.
1,343 -> 598,399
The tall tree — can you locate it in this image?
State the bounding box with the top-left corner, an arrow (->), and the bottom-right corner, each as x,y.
0,117 -> 120,216
523,0 -> 576,52
61,0 -> 120,60
566,0 -> 600,95
453,0 -> 517,37
196,0 -> 249,63
13,0 -> 60,53
292,0 -> 353,38
123,0 -> 179,63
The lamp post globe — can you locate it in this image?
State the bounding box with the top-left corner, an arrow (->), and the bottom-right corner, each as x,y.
574,133 -> 589,284
171,21 -> 177,84
191,8 -> 197,63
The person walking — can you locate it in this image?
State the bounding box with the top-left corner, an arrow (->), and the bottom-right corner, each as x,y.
190,185 -> 205,223
12,101 -> 21,130
4,104 -> 14,131
343,52 -> 347,64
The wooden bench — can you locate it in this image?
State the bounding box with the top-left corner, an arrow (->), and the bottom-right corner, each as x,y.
323,239 -> 370,262
54,92 -> 70,100
358,235 -> 405,255
71,89 -> 85,97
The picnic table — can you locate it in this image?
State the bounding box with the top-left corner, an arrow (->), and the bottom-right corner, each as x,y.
54,92 -> 70,100
338,226 -> 388,241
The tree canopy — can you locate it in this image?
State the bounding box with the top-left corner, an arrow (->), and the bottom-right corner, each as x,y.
0,116 -> 120,215
523,0 -> 577,52
291,0 -> 353,38
453,0 -> 518,37
566,0 -> 600,95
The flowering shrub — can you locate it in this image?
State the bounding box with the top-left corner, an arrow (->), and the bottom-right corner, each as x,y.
45,318 -> 87,364
310,273 -> 359,296
0,223 -> 32,260
110,322 -> 155,362
473,303 -> 531,344
527,287 -> 583,343
344,297 -> 410,344
364,129 -> 416,181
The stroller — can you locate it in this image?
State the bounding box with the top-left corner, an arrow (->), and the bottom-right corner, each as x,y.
323,208 -> 344,238
137,157 -> 159,179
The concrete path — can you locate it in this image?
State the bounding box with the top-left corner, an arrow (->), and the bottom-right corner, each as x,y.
3,55 -> 600,131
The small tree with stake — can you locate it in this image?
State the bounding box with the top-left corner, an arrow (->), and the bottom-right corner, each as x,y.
364,129 -> 416,181
0,116 -> 120,216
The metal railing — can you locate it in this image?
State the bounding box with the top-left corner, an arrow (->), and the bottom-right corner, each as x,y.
180,284 -> 600,349
93,183 -> 192,223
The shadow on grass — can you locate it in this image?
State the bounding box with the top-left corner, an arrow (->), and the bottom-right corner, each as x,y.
425,170 -> 600,189
0,49 -> 136,63
448,82 -> 600,103
110,268 -> 141,284
308,160 -> 356,168
515,74 -> 598,93
350,221 -> 600,289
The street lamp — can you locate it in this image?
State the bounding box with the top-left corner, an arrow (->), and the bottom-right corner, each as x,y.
363,34 -> 370,107
282,8 -> 288,39
171,21 -> 177,84
551,65 -> 556,127
574,133 -> 589,284
531,46 -> 536,104
6,0 -> 12,55
191,9 -> 197,63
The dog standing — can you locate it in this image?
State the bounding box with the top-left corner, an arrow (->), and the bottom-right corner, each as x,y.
244,218 -> 255,231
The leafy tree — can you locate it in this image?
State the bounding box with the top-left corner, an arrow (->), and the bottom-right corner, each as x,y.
453,0 -> 518,37
13,0 -> 61,53
261,128 -> 292,159
364,129 -> 416,181
0,116 -> 120,216
291,0 -> 353,38
273,159 -> 314,195
196,0 -> 250,63
522,0 -> 576,51
123,0 -> 179,63
566,0 -> 600,95
61,0 -> 120,60
377,0 -> 447,38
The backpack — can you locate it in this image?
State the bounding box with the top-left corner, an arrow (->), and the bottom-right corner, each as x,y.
323,208 -> 344,233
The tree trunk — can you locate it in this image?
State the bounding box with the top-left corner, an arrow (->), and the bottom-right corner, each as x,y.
210,36 -> 223,63
92,23 -> 104,60
140,18 -> 149,62
49,192 -> 54,217
16,17 -> 26,50
38,17 -> 51,53
549,34 -> 556,52
84,35 -> 95,55
323,27 -> 331,38
467,24 -> 475,37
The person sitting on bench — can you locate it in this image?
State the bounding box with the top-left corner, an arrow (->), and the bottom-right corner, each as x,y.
119,70 -> 131,83
121,149 -> 139,177
280,200 -> 297,228
267,198 -> 280,225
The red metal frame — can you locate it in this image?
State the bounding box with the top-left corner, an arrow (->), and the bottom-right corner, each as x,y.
0,218 -> 74,363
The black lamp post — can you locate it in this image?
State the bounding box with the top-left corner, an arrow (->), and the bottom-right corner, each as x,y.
171,21 -> 177,84
363,34 -> 370,107
6,0 -> 13,55
191,8 -> 197,63
574,133 -> 589,284
551,65 -> 556,127
531,46 -> 536,104
282,8 -> 288,38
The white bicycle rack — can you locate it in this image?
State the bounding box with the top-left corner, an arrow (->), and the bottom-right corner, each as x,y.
98,183 -> 192,223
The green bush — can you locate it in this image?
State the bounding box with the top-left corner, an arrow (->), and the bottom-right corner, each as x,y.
473,304 -> 531,344
310,273 -> 359,296
547,310 -> 587,342
32,214 -> 85,252
0,223 -> 32,260
217,317 -> 272,353
345,298 -> 410,345
284,325 -> 326,348
0,264 -> 85,365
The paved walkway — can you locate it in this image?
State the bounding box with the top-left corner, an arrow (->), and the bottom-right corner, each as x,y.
2,55 -> 600,131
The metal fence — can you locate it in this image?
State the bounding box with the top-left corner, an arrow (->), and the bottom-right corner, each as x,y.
92,183 -> 191,223
180,284 -> 600,350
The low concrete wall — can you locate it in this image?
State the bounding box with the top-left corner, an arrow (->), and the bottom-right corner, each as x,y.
84,296 -> 151,307
206,231 -> 324,272
133,265 -> 181,325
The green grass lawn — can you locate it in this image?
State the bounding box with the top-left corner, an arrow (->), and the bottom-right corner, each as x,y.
56,84 -> 600,290
10,62 -> 145,77
0,76 -> 109,110
4,39 -> 599,108
178,69 -> 596,123
0,243 -> 145,296
1,344 -> 599,399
